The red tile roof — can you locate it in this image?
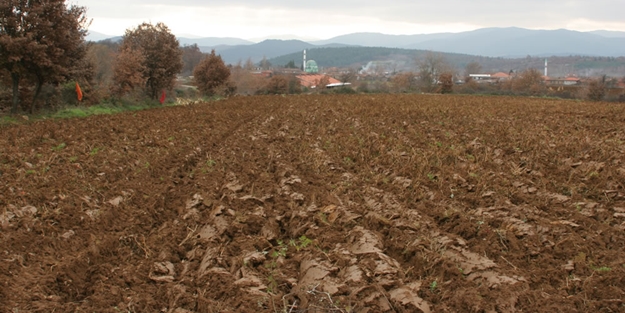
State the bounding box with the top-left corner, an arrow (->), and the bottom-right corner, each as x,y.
491,72 -> 510,78
296,74 -> 341,88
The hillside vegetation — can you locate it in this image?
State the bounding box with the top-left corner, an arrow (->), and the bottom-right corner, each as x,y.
270,47 -> 625,76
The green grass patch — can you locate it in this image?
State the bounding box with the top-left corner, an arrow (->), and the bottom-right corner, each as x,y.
51,142 -> 67,151
52,104 -> 129,119
1,98 -> 209,125
49,98 -> 179,120
0,116 -> 19,125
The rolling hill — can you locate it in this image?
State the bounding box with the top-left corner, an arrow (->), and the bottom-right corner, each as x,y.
403,27 -> 625,57
86,27 -> 625,72
205,40 -> 352,64
268,46 -> 625,77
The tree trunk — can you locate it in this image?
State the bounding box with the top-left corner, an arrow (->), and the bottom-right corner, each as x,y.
30,79 -> 43,114
11,73 -> 20,114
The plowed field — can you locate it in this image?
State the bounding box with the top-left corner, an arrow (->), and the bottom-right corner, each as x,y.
2,94 -> 625,312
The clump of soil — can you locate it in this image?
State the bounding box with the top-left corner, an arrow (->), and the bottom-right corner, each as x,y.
2,94 -> 625,312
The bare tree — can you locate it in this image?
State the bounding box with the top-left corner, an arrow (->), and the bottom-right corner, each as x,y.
417,52 -> 451,93
259,56 -> 271,70
181,44 -> 204,77
87,42 -> 116,98
230,65 -> 265,95
338,68 -> 358,84
464,62 -> 482,82
586,77 -> 606,101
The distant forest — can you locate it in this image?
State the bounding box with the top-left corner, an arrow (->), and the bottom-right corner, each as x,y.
269,47 -> 625,77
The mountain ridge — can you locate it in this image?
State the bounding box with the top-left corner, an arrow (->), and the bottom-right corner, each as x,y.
87,27 -> 625,62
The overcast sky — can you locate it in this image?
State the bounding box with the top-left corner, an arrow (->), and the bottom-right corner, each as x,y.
78,0 -> 625,40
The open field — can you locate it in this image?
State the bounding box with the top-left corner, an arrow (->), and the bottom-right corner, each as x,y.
1,94 -> 625,312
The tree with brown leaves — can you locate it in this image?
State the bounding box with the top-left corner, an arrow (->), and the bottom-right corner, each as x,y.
193,50 -> 232,97
262,75 -> 288,95
438,73 -> 454,94
111,46 -> 146,97
0,0 -> 89,113
392,72 -> 418,93
86,42 -> 117,100
116,22 -> 182,100
230,65 -> 266,95
586,77 -> 606,101
510,69 -> 545,95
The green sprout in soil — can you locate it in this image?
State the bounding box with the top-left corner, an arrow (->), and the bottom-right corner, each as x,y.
316,212 -> 329,224
430,280 -> 438,292
266,274 -> 278,294
270,240 -> 288,258
290,235 -> 313,251
51,142 -> 66,151
201,159 -> 216,173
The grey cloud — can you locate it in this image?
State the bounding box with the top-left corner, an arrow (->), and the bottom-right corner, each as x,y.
81,0 -> 624,31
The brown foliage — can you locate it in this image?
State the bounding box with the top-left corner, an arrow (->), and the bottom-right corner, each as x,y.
262,75 -> 289,94
438,73 -> 453,94
0,0 -> 89,113
86,42 -> 116,100
116,22 -> 183,100
230,67 -> 266,95
586,79 -> 606,101
193,50 -> 231,97
261,75 -> 302,94
510,69 -> 545,95
392,72 -> 418,93
111,46 -> 146,98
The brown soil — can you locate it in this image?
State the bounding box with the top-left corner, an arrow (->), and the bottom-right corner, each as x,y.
1,94 -> 625,312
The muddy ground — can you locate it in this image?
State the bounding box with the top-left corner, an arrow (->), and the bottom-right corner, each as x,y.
1,94 -> 625,312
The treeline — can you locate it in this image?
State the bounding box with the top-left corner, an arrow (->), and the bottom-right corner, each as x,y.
269,47 -> 625,77
336,52 -> 624,102
0,0 -> 236,114
2,1 -> 624,115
